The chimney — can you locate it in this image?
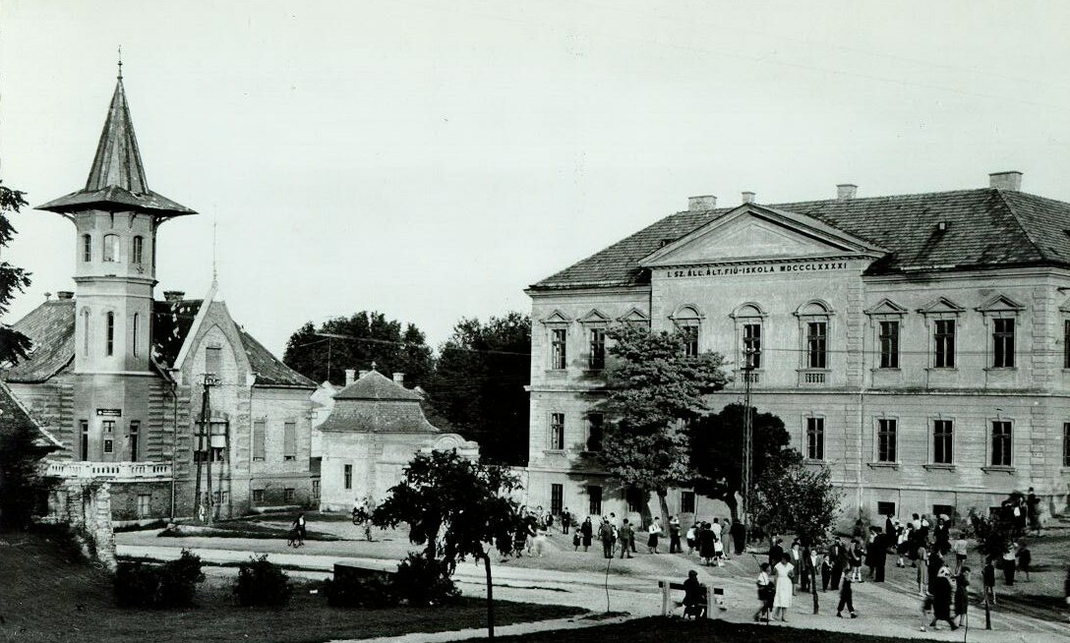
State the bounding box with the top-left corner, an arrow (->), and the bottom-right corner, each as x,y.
56,291 -> 74,300
836,184 -> 858,201
358,369 -> 370,379
163,290 -> 185,303
688,195 -> 717,211
741,191 -> 756,204
344,369 -> 356,386
392,372 -> 405,386
989,171 -> 1022,191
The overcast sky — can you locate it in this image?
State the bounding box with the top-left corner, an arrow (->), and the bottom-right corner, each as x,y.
3,1 -> 1070,356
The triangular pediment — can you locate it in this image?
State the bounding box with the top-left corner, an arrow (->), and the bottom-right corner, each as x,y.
639,204 -> 886,268
578,309 -> 612,324
541,309 -> 572,325
977,294 -> 1024,312
918,297 -> 965,315
617,307 -> 650,324
865,298 -> 908,316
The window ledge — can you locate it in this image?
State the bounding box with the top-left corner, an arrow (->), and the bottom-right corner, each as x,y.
981,466 -> 1016,474
581,369 -> 605,376
802,458 -> 826,465
983,367 -> 1017,372
543,449 -> 566,455
872,367 -> 901,372
925,367 -> 958,372
923,463 -> 956,471
544,369 -> 568,376
867,462 -> 900,470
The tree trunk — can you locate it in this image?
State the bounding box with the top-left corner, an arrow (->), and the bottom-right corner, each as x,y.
483,553 -> 495,639
656,489 -> 670,529
725,493 -> 739,522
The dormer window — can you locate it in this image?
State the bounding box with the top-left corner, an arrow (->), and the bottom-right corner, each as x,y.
103,234 -> 120,262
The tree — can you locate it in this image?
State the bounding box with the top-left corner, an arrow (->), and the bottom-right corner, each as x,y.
750,459 -> 841,545
282,312 -> 433,387
424,313 -> 530,465
372,450 -> 524,638
600,323 -> 728,523
0,182 -> 32,365
690,403 -> 801,520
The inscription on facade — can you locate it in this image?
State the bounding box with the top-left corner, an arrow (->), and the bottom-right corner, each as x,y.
665,260 -> 850,279
96,408 -> 122,417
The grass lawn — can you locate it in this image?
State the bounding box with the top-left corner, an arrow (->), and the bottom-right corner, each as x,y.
159,521 -> 345,541
479,616 -> 933,643
0,530 -> 585,643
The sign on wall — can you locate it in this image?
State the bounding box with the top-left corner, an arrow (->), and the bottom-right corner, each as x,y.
663,260 -> 851,279
96,408 -> 122,417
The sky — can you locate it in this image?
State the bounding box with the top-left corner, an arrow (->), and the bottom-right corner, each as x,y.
3,1 -> 1070,356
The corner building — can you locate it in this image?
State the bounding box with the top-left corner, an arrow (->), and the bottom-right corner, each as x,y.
526,174 -> 1070,525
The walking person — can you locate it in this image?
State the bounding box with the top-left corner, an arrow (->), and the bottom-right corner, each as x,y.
916,543 -> 929,594
647,517 -> 663,554
929,565 -> 958,631
1002,541 -> 1018,586
982,557 -> 997,605
598,517 -> 614,558
952,533 -> 969,574
836,575 -> 858,618
730,517 -> 746,555
686,522 -> 698,555
289,512 -> 306,548
821,549 -> 833,591
755,562 -> 773,622
768,537 -> 784,569
772,553 -> 794,621
580,516 -> 593,553
618,519 -> 634,558
561,507 -> 571,534
955,566 -> 971,628
829,538 -> 845,591
1026,487 -> 1042,537
699,522 -> 716,566
1017,543 -> 1032,581
789,540 -> 802,595
669,516 -> 682,554
872,529 -> 888,582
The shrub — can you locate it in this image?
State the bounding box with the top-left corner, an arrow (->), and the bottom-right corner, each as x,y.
114,550 -> 204,608
391,553 -> 459,606
324,572 -> 397,608
234,555 -> 292,607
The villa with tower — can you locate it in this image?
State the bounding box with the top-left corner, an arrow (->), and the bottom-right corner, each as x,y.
1,71 -> 318,523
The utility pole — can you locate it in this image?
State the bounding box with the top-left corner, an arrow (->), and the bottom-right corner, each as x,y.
193,373 -> 218,524
741,348 -> 755,541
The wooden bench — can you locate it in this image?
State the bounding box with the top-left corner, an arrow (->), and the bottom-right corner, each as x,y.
658,579 -> 724,619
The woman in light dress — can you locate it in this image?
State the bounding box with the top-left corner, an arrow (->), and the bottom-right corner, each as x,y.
773,553 -> 794,621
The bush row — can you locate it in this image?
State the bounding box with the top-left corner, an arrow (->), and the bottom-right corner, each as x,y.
325,553 -> 459,608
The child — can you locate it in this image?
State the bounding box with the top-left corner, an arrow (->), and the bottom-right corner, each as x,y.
713,538 -> 725,566
837,575 -> 858,618
755,562 -> 773,622
1018,543 -> 1032,582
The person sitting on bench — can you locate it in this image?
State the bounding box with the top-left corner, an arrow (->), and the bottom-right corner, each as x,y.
683,570 -> 707,619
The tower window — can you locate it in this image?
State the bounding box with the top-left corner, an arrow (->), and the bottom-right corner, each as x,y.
132,313 -> 139,357
81,309 -> 91,357
103,234 -> 120,262
132,236 -> 144,265
129,420 -> 140,461
205,346 -> 222,377
82,234 -> 92,262
105,312 -> 115,356
79,420 -> 89,461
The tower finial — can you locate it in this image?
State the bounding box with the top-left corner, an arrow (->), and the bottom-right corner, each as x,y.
212,217 -> 218,285
117,46 -> 123,80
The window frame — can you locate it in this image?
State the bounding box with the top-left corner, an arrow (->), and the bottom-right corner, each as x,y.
283,421 -> 297,461
989,419 -> 1013,467
876,417 -> 898,463
877,319 -> 900,369
252,420 -> 266,461
550,483 -> 564,516
132,235 -> 144,265
587,485 -> 602,516
991,317 -> 1016,369
550,327 -> 568,370
343,463 -> 353,490
129,420 -> 140,462
804,415 -> 825,461
933,319 -> 956,368
1063,422 -> 1070,468
670,305 -> 704,359
102,233 -> 120,263
587,327 -> 607,370
585,412 -> 604,453
931,418 -> 954,465
252,488 -> 265,504
548,412 -> 565,451
105,311 -> 115,357
82,234 -> 92,262
680,490 -> 696,514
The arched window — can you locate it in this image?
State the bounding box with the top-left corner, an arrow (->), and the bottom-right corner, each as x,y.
731,303 -> 766,371
103,234 -> 120,262
132,313 -> 140,357
81,308 -> 91,356
669,305 -> 704,357
82,234 -> 92,262
132,236 -> 144,265
106,312 -> 115,356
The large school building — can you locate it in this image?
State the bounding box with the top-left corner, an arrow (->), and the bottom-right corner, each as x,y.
525,174 -> 1070,524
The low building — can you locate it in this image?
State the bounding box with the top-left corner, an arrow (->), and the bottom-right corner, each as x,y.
526,175 -> 1070,524
318,367 -> 478,511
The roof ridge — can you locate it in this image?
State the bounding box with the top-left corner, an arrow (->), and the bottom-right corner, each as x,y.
993,189 -> 1052,262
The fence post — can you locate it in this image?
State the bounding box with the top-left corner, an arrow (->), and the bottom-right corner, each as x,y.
660,580 -> 670,616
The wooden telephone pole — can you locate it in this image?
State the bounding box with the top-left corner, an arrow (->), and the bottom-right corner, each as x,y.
192,373 -> 218,524
741,348 -> 756,540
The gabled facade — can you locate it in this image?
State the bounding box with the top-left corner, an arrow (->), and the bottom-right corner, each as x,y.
526,175 -> 1070,525
2,73 -> 317,523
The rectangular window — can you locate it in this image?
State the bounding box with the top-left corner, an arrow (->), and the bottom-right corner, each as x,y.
933,419 -> 954,464
82,234 -> 92,262
586,413 -> 604,452
252,489 -> 264,504
129,420 -> 140,461
806,321 -> 827,369
343,464 -> 353,490
877,501 -> 896,517
991,420 -> 1012,467
1064,422 -> 1070,467
550,483 -> 564,516
877,418 -> 897,463
993,318 -> 1015,368
681,491 -> 696,514
284,488 -> 295,503
681,325 -> 699,358
205,346 -> 222,377
934,320 -> 955,368
550,328 -> 567,369
1065,321 -> 1070,369
743,323 -> 761,369
253,420 -> 266,461
103,438 -> 113,454
806,417 -> 825,460
283,421 -> 296,460
312,479 -> 320,498
588,328 -> 606,370
103,234 -> 119,262
79,420 -> 89,461
132,236 -> 144,265
106,313 -> 115,357
626,486 -> 642,513
587,485 -> 602,516
933,504 -> 954,519
878,320 -> 900,368
137,494 -> 152,519
549,413 -> 565,450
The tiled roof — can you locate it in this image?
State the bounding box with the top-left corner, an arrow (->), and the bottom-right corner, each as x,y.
4,296 -> 313,389
0,380 -> 62,449
334,370 -> 423,401
531,188 -> 1070,290
36,79 -> 194,217
321,371 -> 437,434
2,300 -> 75,383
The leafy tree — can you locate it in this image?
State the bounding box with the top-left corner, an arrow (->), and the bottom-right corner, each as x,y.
282,312 -> 433,387
600,323 -> 728,523
0,182 -> 32,365
425,313 -> 530,465
750,459 -> 841,544
372,450 -> 524,637
690,403 -> 801,520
